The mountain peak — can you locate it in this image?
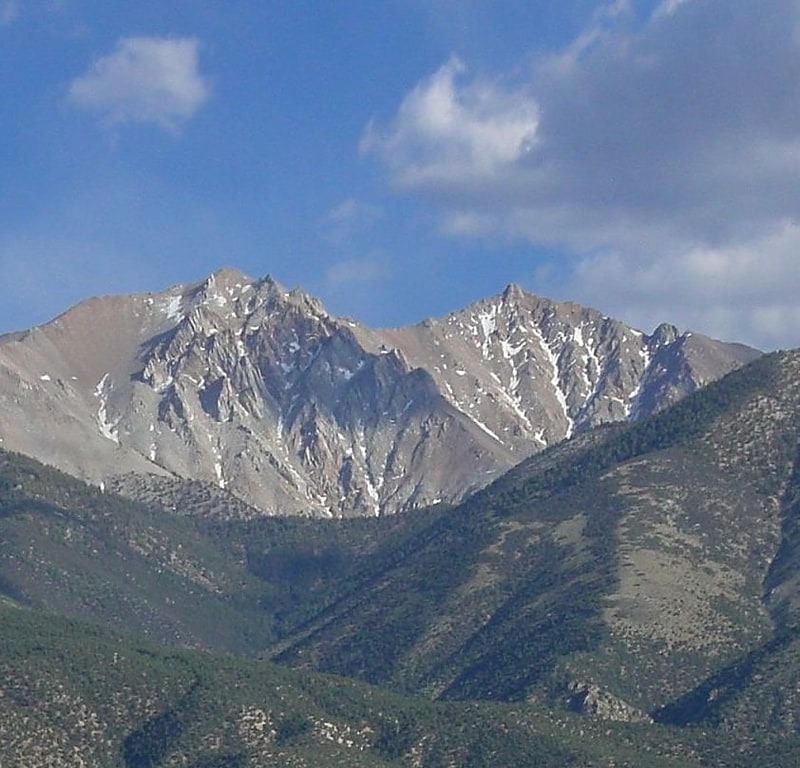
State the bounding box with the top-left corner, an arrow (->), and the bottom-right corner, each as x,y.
649,322 -> 681,345
0,268 -> 761,517
209,266 -> 252,286
501,282 -> 526,303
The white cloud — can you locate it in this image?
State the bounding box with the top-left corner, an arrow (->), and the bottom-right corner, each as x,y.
653,0 -> 692,19
364,0 -> 800,349
326,199 -> 381,226
561,221 -> 800,349
325,256 -> 388,287
361,56 -> 538,191
68,36 -> 209,132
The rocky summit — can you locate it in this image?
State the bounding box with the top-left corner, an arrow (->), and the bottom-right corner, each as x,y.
0,268 -> 759,516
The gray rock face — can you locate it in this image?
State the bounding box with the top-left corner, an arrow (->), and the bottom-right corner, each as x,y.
0,268 -> 760,516
567,681 -> 653,723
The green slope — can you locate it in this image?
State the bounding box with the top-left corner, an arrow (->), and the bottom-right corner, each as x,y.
656,428 -> 800,733
0,450 -> 278,653
4,350 -> 800,753
0,603 -> 735,768
273,351 -> 800,715
0,445 -> 450,654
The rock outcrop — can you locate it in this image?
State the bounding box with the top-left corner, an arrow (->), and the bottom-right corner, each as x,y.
0,268 -> 760,515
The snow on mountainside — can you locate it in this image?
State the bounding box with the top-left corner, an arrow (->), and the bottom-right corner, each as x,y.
0,268 -> 760,516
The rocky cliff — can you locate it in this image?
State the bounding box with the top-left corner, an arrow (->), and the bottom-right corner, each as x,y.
0,268 -> 759,515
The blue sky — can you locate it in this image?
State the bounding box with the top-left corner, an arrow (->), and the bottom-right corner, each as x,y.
1,0 -> 798,349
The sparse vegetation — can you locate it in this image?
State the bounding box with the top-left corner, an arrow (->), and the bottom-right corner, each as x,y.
4,352 -> 800,764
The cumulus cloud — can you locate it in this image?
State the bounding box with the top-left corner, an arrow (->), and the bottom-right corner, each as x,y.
365,0 -> 800,348
361,55 -> 538,191
563,221 -> 800,348
68,36 -> 210,132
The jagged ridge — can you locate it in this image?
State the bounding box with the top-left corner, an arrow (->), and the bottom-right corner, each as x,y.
0,268 -> 759,515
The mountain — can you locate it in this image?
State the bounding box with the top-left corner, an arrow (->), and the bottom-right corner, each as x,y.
0,444 -> 437,652
4,352 -> 800,764
3,603 -> 767,768
0,446 -> 280,653
0,267 -> 758,516
272,350 -> 800,726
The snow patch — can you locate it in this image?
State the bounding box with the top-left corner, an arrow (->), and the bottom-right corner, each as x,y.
93,374 -> 119,444
496,386 -> 532,430
579,323 -> 603,404
336,366 -> 354,380
214,461 -> 226,489
470,415 -> 503,443
162,295 -> 183,321
626,343 -> 652,418
500,339 -> 525,359
457,408 -> 503,444
476,305 -> 499,358
530,326 -> 574,438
